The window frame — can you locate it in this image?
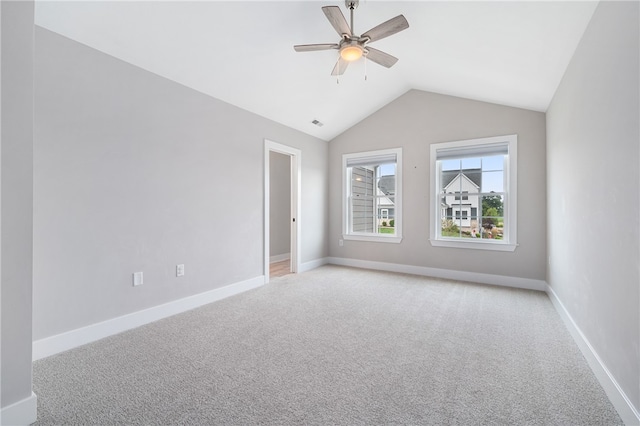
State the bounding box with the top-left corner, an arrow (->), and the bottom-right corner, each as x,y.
429,135 -> 518,252
342,148 -> 403,243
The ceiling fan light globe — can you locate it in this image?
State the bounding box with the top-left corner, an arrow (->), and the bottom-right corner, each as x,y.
340,45 -> 363,61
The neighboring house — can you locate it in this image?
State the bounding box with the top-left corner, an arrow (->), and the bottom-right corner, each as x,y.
351,166 -> 376,232
351,167 -> 396,231
377,187 -> 394,224
377,175 -> 395,225
441,169 -> 481,230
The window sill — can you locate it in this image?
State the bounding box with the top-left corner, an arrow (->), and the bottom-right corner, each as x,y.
344,234 -> 403,244
429,238 -> 517,252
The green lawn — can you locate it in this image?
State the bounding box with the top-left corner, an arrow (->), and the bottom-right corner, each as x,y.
441,230 -> 460,237
441,229 -> 504,239
378,227 -> 395,234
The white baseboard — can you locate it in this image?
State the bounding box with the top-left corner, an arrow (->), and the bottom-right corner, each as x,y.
33,276 -> 265,361
326,257 -> 546,291
299,257 -> 329,273
546,285 -> 640,426
0,392 -> 37,426
269,253 -> 290,263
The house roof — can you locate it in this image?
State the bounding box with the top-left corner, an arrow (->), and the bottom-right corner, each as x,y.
442,169 -> 482,191
376,188 -> 394,207
378,175 -> 395,196
33,1 -> 598,141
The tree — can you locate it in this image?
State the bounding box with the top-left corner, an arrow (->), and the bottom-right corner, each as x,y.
482,194 -> 503,216
482,207 -> 499,228
484,207 -> 499,217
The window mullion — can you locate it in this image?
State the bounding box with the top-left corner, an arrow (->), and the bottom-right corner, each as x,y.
458,166 -> 463,237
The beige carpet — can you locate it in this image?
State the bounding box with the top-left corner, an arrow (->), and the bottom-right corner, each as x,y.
33,265 -> 622,425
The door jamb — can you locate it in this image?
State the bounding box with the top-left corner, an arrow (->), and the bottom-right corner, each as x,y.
264,139 -> 301,284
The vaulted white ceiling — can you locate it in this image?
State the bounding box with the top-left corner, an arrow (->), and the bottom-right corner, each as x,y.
35,1 -> 598,141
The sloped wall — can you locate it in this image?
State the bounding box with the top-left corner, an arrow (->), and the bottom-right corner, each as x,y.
329,89 -> 546,281
33,27 -> 328,341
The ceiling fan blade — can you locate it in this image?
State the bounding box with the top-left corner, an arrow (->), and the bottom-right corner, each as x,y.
361,15 -> 409,43
365,47 -> 399,68
294,43 -> 339,52
331,57 -> 350,76
322,6 -> 352,37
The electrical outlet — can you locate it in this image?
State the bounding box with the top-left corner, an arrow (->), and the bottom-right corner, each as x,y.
133,271 -> 143,286
176,264 -> 185,277
339,239 -> 344,247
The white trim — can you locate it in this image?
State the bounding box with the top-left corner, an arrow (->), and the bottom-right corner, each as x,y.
299,257 -> 329,273
264,140 -> 301,284
429,239 -> 517,252
33,276 -> 264,361
269,253 -> 290,263
546,285 -> 640,426
0,392 -> 37,426
343,234 -> 402,244
327,257 -> 545,291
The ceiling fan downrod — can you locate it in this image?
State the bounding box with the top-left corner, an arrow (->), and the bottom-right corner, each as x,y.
346,0 -> 358,35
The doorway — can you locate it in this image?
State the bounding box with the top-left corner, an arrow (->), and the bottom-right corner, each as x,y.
269,151 -> 291,278
264,140 -> 301,283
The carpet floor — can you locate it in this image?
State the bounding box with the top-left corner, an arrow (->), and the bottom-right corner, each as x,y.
33,265 -> 622,425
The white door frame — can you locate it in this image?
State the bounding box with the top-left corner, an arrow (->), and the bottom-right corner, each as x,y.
264,139 -> 301,283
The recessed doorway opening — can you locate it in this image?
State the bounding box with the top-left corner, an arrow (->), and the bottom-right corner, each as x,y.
264,140 -> 301,283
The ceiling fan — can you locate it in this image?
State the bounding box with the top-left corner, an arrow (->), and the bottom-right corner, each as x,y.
294,0 -> 409,75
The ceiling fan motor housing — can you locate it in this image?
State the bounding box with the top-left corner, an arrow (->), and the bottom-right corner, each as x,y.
339,39 -> 364,61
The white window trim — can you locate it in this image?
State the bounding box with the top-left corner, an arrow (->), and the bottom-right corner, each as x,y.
343,148 -> 403,244
429,135 -> 518,252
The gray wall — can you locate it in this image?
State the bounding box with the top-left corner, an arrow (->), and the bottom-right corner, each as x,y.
1,0 -> 35,413
33,27 -> 328,341
546,1 -> 639,414
269,151 -> 291,258
329,89 -> 546,280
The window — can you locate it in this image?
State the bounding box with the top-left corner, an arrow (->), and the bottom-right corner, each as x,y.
430,135 -> 517,251
343,148 -> 402,243
454,191 -> 468,201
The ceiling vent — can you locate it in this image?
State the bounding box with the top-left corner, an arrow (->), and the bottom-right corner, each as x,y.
311,119 -> 324,127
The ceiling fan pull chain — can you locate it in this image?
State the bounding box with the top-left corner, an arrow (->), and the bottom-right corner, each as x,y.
364,55 -> 368,81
